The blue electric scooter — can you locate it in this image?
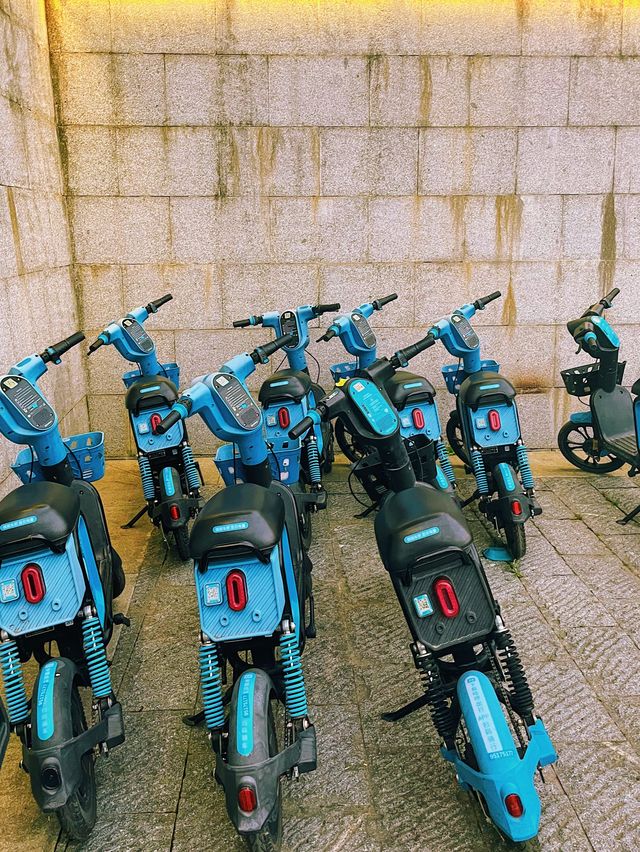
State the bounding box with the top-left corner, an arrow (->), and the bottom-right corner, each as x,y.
0,332 -> 126,840
317,293 -> 457,502
88,294 -> 203,560
156,331 -> 319,851
290,331 -> 556,843
430,292 -> 541,559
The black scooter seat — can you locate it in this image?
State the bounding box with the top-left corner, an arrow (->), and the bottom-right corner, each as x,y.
592,386 -> 640,465
125,375 -> 179,415
259,369 -> 311,405
0,482 -> 80,551
384,371 -> 435,410
458,370 -> 515,410
190,483 -> 284,560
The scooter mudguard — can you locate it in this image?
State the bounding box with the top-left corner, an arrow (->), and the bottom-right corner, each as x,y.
569,411 -> 593,425
27,657 -> 125,811
157,465 -> 188,530
493,462 -> 529,523
443,671 -> 557,843
218,668 -> 317,835
0,694 -> 8,768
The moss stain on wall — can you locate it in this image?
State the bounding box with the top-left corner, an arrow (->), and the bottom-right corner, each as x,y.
418,56 -> 432,127
495,194 -> 522,261
599,191 -> 616,294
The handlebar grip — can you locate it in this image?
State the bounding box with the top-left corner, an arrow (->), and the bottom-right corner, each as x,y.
233,318 -> 252,328
372,293 -> 398,311
146,293 -> 173,313
391,333 -> 436,367
87,337 -> 105,355
316,328 -> 337,343
289,416 -> 314,440
314,303 -> 341,315
42,331 -> 86,363
474,291 -> 502,310
155,409 -> 182,435
603,288 -> 620,305
251,332 -> 295,363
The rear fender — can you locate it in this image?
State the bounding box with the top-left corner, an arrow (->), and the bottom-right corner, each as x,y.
493,463 -> 528,523
157,466 -> 188,530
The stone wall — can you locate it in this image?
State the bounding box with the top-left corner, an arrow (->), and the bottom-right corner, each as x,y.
46,0 -> 640,454
0,0 -> 87,495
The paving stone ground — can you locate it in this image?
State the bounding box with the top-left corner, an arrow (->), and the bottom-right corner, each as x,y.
2,455 -> 640,852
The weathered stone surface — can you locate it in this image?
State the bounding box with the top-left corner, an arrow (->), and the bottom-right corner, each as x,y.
518,129 -> 616,195
419,129 -> 517,196
322,128 -> 418,197
570,58 -> 640,126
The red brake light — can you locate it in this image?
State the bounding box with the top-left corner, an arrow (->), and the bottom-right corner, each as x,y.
488,410 -> 501,431
238,785 -> 257,812
511,500 -> 523,516
150,413 -> 163,434
226,570 -> 248,611
22,563 -> 46,604
412,408 -> 425,429
505,793 -> 524,817
433,577 -> 460,618
169,504 -> 180,520
278,407 -> 290,429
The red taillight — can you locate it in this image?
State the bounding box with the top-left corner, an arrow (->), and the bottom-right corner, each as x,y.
278,407 -> 290,429
226,570 -> 248,611
22,563 -> 46,604
505,793 -> 524,818
433,577 -> 460,618
488,410 -> 501,431
412,408 -> 425,429
511,499 -> 523,516
150,413 -> 163,434
238,785 -> 257,813
169,504 -> 180,520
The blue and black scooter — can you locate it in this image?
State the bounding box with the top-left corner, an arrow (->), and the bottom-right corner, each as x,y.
430,292 -> 541,559
156,331 -> 319,851
290,331 -> 557,843
559,287 -> 640,524
317,293 -> 457,502
88,294 -> 203,560
0,332 -> 126,840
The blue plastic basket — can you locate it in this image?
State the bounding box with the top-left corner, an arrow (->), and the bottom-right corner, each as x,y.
122,362 -> 180,389
214,443 -> 301,487
12,431 -> 106,484
329,361 -> 358,383
441,359 -> 500,395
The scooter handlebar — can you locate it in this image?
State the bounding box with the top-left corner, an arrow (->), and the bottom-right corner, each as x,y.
233,315 -> 263,328
390,333 -> 436,368
146,293 -> 173,313
313,303 -> 341,316
87,337 -> 105,355
372,293 -> 398,311
41,331 -> 86,364
155,410 -> 182,434
289,415 -> 315,440
316,327 -> 337,343
250,332 -> 295,363
473,291 -> 502,310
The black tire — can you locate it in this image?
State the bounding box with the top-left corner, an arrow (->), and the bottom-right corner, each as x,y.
173,523 -> 191,561
56,686 -> 97,841
557,420 -> 625,474
111,547 -> 126,600
445,412 -> 469,466
334,419 -> 365,463
503,519 -> 526,560
244,704 -> 282,852
322,425 -> 335,474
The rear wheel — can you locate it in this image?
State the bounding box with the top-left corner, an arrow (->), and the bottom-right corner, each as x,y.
173,523 -> 191,561
557,421 -> 625,473
322,425 -> 335,474
56,686 -> 97,841
334,420 -> 365,463
446,412 -> 469,466
244,704 -> 282,852
503,519 -> 526,560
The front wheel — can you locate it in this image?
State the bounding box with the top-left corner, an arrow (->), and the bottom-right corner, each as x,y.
445,412 -> 469,466
503,519 -> 526,560
56,685 -> 97,841
173,523 -> 191,561
334,419 -> 365,463
557,421 -> 625,473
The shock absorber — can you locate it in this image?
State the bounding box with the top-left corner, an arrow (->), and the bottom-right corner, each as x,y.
305,434 -> 322,486
0,638 -> 29,724
516,442 -> 535,491
181,444 -> 200,492
436,439 -> 457,486
199,641 -> 225,731
470,448 -> 489,496
494,624 -> 535,721
82,615 -> 113,700
137,454 -> 155,501
414,645 -> 456,750
280,624 -> 309,719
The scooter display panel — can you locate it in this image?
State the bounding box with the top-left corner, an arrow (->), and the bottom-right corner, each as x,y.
351,310 -> 376,348
122,317 -> 154,354
212,373 -> 262,430
0,376 -> 55,431
450,313 -> 480,350
280,311 -> 300,347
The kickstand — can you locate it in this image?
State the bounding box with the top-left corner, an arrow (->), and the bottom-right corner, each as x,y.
121,505 -> 148,529
183,710 -> 206,727
617,503 -> 640,526
460,489 -> 480,508
381,693 -> 431,722
355,503 -> 378,519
